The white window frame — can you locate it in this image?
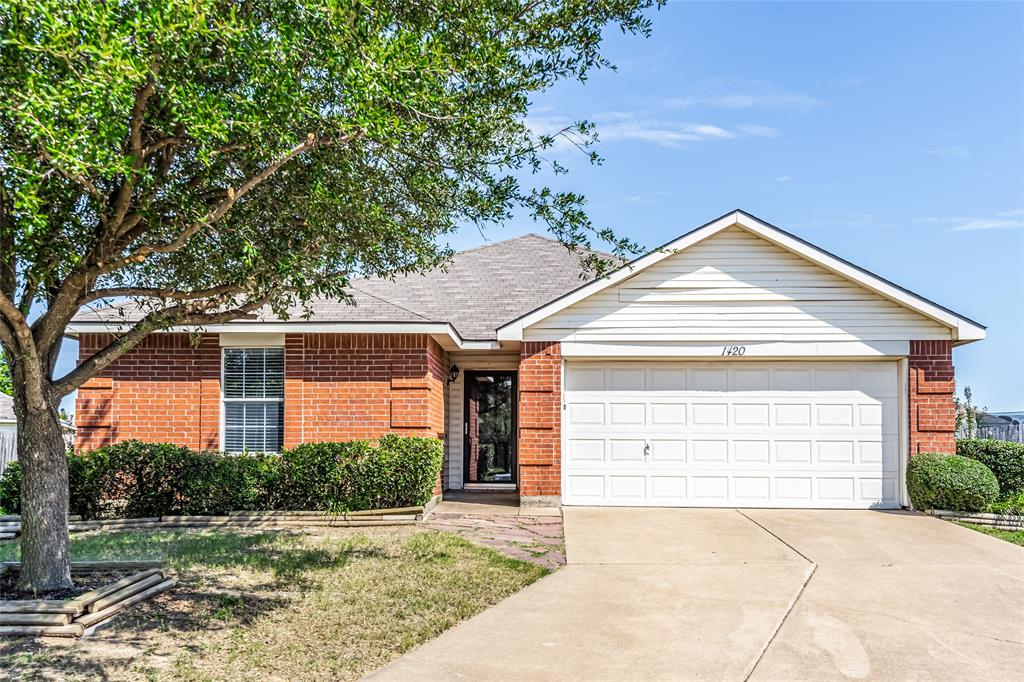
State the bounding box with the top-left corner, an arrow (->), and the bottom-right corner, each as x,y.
220,346 -> 285,453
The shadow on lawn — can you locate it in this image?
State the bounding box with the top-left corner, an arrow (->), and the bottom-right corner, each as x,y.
0,529 -> 399,677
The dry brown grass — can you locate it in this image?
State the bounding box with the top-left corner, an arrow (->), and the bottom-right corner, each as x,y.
0,527 -> 547,681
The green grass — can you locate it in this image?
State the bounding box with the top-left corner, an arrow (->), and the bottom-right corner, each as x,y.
954,522 -> 1024,547
0,528 -> 547,680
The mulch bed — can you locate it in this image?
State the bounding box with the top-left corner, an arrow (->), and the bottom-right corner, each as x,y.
0,571 -> 134,601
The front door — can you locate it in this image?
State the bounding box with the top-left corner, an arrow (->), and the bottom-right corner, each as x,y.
463,371 -> 518,485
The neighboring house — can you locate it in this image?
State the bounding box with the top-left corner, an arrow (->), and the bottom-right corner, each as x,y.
67,210 -> 985,509
0,394 -> 15,434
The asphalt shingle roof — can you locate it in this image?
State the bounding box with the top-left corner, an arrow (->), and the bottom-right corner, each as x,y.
73,234 -> 606,340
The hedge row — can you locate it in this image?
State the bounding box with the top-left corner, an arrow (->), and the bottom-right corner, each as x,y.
0,435 -> 442,519
956,438 -> 1024,499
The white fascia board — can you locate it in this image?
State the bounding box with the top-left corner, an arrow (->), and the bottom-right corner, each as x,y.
560,340 -> 910,358
498,209 -> 985,344
66,320 -> 473,349
496,212 -> 744,341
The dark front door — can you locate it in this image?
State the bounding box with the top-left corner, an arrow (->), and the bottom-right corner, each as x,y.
464,371 -> 518,485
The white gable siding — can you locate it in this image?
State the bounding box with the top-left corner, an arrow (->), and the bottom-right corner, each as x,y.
525,227 -> 949,343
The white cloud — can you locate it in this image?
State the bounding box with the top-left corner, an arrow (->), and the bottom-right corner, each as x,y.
948,218 -> 1024,232
665,81 -> 824,112
772,175 -> 793,182
527,111 -> 777,151
736,124 -> 780,138
915,211 -> 1024,232
924,145 -> 969,158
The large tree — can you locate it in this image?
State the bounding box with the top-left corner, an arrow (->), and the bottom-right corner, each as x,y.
0,0 -> 657,590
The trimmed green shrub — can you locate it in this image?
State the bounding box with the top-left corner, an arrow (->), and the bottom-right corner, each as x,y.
0,435 -> 442,519
956,438 -> 1024,499
907,452 -> 999,512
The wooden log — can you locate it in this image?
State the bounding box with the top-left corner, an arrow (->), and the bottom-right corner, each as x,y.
0,623 -> 84,638
0,612 -> 70,626
69,568 -> 163,612
99,517 -> 162,525
159,515 -> 233,523
88,573 -> 166,613
0,601 -> 81,615
71,561 -> 163,572
227,506 -> 424,518
76,579 -> 175,629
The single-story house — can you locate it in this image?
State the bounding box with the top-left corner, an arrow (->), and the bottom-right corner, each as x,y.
68,210 -> 985,509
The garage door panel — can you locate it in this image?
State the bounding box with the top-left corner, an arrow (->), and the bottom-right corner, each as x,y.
650,439 -> 686,461
734,440 -> 771,462
734,477 -> 771,501
692,440 -> 729,462
816,403 -> 855,427
563,361 -> 901,509
568,402 -> 604,425
692,403 -> 728,425
649,367 -> 687,391
650,403 -> 686,426
608,475 -> 646,499
691,368 -> 728,391
609,402 -> 645,425
609,368 -> 645,391
734,403 -> 770,426
568,439 -> 605,462
609,439 -> 646,462
650,476 -> 687,501
731,367 -> 771,391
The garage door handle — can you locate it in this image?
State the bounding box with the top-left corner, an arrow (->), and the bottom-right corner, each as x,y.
644,442 -> 650,459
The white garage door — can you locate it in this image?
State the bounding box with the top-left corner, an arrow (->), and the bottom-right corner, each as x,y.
562,361 -> 900,508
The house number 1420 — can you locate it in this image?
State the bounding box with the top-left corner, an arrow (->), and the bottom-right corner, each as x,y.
721,345 -> 746,356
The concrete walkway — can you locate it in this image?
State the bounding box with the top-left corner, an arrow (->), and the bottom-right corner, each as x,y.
369,508 -> 1024,681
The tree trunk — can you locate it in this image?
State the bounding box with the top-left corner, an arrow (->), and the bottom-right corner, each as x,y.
16,403 -> 72,592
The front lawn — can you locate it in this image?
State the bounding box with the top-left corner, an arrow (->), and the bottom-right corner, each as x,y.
0,527 -> 547,680
955,522 -> 1024,547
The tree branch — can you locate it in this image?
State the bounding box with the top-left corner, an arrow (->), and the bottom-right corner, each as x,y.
77,282 -> 243,306
93,130 -> 362,276
52,293 -> 276,397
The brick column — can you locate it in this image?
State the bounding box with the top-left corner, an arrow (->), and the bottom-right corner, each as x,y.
518,341 -> 561,505
908,340 -> 956,455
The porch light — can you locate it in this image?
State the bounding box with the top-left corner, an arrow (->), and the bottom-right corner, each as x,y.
447,364 -> 460,385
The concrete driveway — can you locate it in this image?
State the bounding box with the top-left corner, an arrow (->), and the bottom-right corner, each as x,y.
369,508 -> 1024,681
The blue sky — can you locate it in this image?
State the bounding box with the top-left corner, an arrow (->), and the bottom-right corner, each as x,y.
57,1 -> 1023,415
445,1 -> 1024,411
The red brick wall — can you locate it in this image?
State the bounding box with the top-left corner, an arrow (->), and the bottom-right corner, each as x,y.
281,333 -> 446,445
908,340 -> 956,455
518,341 -> 561,498
75,333 -> 220,451
75,333 -> 447,463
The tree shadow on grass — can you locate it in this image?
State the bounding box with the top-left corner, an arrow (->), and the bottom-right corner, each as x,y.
0,529 -> 400,680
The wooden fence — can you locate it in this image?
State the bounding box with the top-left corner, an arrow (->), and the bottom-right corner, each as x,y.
0,431 -> 15,478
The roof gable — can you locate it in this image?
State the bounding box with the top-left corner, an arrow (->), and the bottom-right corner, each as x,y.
499,210 -> 985,343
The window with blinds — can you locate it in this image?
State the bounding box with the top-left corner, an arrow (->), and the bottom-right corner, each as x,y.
222,347 -> 284,452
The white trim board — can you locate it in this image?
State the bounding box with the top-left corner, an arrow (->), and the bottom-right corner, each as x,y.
560,340 -> 910,358
67,320 -> 502,352
498,210 -> 985,343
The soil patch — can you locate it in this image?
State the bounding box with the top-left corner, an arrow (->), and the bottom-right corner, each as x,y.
0,570 -> 134,601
